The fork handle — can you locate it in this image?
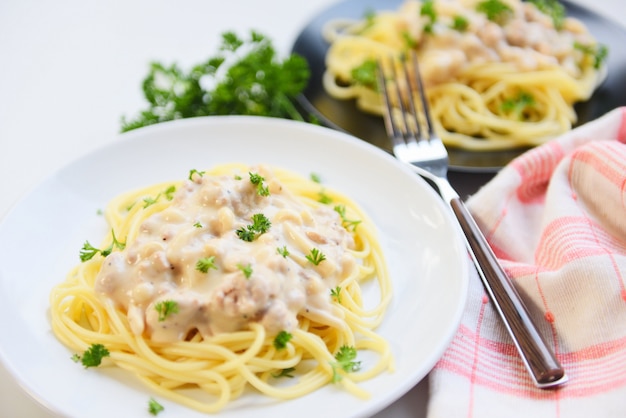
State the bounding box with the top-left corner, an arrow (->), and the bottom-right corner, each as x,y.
450,197 -> 567,388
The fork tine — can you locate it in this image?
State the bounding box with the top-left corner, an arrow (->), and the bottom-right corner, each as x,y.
409,51 -> 436,142
376,59 -> 402,143
399,55 -> 422,144
377,56 -> 419,149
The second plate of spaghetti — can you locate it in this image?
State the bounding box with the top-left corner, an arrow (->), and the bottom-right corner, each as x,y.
292,0 -> 626,171
0,116 -> 468,418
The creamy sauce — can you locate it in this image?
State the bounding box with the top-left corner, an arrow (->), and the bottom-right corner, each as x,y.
94,166 -> 357,343
392,0 -> 597,85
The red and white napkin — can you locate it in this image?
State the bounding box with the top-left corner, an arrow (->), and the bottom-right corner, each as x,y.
427,107 -> 626,417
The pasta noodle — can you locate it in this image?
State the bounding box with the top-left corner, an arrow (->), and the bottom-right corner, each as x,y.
50,163 -> 393,413
322,0 -> 607,151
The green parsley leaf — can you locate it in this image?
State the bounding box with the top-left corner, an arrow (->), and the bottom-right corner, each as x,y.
451,15 -> 469,32
351,59 -> 378,89
420,0 -> 437,33
277,246 -> 290,258
164,185 -> 176,201
330,345 -> 361,382
99,229 -> 126,257
310,173 -> 322,183
334,205 -> 361,232
196,256 -> 218,273
318,190 -> 333,204
78,343 -> 110,368
148,398 -> 165,415
249,172 -> 270,196
79,230 -> 125,261
236,213 -> 271,242
143,194 -> 160,208
155,300 -> 179,321
251,213 -> 271,233
306,248 -> 326,266
273,330 -> 293,350
188,169 -> 205,180
527,0 -> 565,29
272,367 -> 296,378
237,263 -> 253,279
331,286 -> 342,304
574,42 -> 609,69
193,221 -> 203,228
476,0 -> 512,23
79,241 -> 101,262
501,91 -> 536,120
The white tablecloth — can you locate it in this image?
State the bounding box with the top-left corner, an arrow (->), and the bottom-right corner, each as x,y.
0,0 -> 622,416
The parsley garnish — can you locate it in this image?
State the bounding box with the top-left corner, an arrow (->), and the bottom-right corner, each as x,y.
306,248 -> 326,265
331,286 -> 342,304
196,256 -> 218,273
148,398 -> 164,415
501,91 -> 536,120
143,195 -> 159,208
272,367 -> 296,378
79,229 -> 126,261
476,0 -> 512,23
155,300 -> 179,321
277,246 -> 290,258
351,59 -> 378,89
310,173 -> 322,183
193,221 -> 203,228
120,31 -> 312,132
334,205 -> 361,232
527,0 -> 565,29
188,168 -> 205,180
73,343 -> 110,368
420,0 -> 437,33
249,172 -> 270,196
330,345 -> 361,382
164,185 -> 176,201
451,15 -> 469,32
574,42 -> 609,69
318,190 -> 333,204
238,263 -> 253,279
236,213 -> 271,242
273,330 -> 293,350
402,31 -> 417,49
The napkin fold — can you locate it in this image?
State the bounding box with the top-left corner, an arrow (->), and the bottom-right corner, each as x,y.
427,107 -> 626,418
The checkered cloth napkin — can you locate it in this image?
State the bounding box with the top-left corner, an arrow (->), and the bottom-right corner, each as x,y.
427,107 -> 626,417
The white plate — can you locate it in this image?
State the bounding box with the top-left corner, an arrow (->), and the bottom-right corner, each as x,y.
0,116 -> 468,418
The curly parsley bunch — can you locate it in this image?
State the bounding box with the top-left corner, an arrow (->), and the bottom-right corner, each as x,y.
121,30 -> 312,132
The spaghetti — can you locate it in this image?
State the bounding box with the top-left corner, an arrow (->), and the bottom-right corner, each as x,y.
322,0 -> 607,151
50,163 -> 393,413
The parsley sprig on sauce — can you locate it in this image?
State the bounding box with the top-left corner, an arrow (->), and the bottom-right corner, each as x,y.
236,213 -> 271,242
249,172 -> 270,196
306,248 -> 326,265
476,0 -> 513,23
155,300 -> 179,321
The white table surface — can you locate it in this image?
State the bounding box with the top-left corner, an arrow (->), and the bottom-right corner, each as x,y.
0,1 -> 622,416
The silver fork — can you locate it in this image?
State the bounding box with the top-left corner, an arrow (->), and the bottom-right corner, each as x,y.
377,53 -> 567,389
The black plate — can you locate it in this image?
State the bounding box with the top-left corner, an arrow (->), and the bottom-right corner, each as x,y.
291,0 -> 626,172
